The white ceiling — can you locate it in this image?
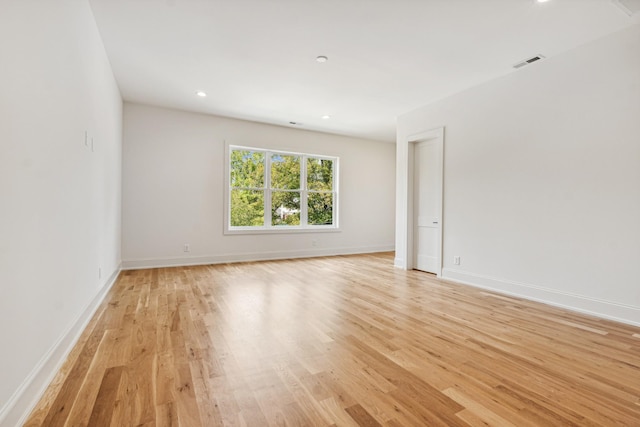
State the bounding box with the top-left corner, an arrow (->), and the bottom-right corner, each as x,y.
88,0 -> 639,142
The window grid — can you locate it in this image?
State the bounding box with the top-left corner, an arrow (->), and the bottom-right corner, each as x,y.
227,145 -> 338,232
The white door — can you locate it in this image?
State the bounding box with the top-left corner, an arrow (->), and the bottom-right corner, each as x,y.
413,139 -> 443,274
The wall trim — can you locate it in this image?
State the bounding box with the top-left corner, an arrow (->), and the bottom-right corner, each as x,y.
0,266 -> 122,427
122,246 -> 395,270
442,268 -> 640,327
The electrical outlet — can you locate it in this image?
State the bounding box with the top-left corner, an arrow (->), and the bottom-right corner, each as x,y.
98,267 -> 102,279
312,239 -> 318,247
184,244 -> 190,253
454,256 -> 461,265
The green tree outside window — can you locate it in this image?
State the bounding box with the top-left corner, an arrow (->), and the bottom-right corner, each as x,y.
229,147 -> 337,229
230,150 -> 265,227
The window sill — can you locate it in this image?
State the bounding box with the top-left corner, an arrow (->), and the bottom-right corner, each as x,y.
224,226 -> 341,235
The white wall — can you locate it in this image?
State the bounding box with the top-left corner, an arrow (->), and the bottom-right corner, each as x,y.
0,1 -> 122,425
396,24 -> 640,325
122,103 -> 395,268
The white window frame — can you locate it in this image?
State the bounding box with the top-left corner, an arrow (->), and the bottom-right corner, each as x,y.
224,144 -> 339,234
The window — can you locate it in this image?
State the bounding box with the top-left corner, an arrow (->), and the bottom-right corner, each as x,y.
226,145 -> 338,233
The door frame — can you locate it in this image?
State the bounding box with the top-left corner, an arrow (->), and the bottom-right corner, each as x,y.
404,127 -> 444,276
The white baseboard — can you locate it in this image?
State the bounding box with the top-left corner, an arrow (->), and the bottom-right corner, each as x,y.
442,268 -> 640,327
122,245 -> 395,270
0,266 -> 122,427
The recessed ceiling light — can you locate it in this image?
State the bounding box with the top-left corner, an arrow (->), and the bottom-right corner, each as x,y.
196,91 -> 207,97
536,0 -> 550,3
316,56 -> 328,63
321,115 -> 331,120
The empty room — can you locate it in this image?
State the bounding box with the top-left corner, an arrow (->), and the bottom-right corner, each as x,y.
1,0 -> 640,426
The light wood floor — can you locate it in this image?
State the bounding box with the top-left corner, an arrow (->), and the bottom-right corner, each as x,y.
25,253 -> 640,426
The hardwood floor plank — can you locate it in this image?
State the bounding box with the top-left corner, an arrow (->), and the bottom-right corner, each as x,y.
318,397 -> 361,427
38,314 -> 110,427
25,253 -> 640,426
345,403 -> 383,427
155,401 -> 179,427
65,334 -> 116,424
442,387 -> 518,427
87,365 -> 125,426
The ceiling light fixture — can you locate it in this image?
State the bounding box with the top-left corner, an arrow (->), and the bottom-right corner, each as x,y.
536,0 -> 550,3
196,91 -> 207,97
321,115 -> 331,120
316,56 -> 328,63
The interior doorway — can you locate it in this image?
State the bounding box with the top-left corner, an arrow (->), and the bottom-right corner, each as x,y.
407,128 -> 443,275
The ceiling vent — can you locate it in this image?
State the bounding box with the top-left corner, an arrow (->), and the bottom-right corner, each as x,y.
611,0 -> 640,16
513,55 -> 545,69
